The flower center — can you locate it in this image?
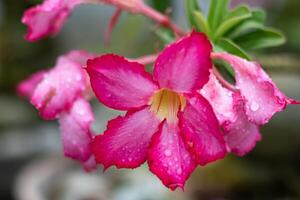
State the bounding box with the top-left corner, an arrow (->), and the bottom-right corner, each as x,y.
149,89 -> 186,122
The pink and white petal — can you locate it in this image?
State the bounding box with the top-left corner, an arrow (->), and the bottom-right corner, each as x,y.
31,50 -> 92,120
154,32 -> 212,93
92,107 -> 160,169
87,54 -> 158,110
59,98 -> 94,164
82,155 -> 97,172
200,71 -> 235,125
223,93 -> 262,156
212,53 -> 299,125
22,0 -> 94,41
17,70 -> 47,99
148,122 -> 196,190
179,94 -> 226,166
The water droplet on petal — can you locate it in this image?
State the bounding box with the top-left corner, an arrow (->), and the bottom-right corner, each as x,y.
176,168 -> 182,175
164,149 -> 172,157
250,102 -> 259,112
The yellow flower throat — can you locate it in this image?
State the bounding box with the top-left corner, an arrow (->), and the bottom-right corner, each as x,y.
149,89 -> 186,122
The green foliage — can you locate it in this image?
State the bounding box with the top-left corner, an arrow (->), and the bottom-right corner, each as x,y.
155,28 -> 174,45
184,0 -> 286,60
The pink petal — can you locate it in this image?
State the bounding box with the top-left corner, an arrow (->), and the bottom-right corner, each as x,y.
154,31 -> 212,93
92,107 -> 160,169
212,53 -> 298,125
31,50 -> 93,120
148,122 -> 196,190
201,74 -> 261,156
223,93 -> 262,156
17,70 -> 47,99
179,94 -> 226,165
200,71 -> 235,125
22,0 -> 91,42
86,54 -> 158,110
82,155 -> 97,172
58,98 -> 95,166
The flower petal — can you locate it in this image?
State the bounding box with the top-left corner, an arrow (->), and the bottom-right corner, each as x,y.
148,121 -> 196,190
22,0 -> 91,41
179,94 -> 226,165
17,70 -> 47,99
212,53 -> 298,125
200,71 -> 235,124
223,93 -> 262,156
59,98 -> 95,167
87,54 -> 158,110
154,31 -> 212,93
200,72 -> 261,156
31,50 -> 93,120
92,107 -> 160,169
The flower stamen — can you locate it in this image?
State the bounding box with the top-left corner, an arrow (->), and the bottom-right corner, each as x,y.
149,89 -> 186,122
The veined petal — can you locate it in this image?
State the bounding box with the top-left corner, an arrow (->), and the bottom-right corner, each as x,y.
31,50 -> 93,120
179,94 -> 226,165
17,70 -> 47,99
92,107 -> 160,169
201,74 -> 261,156
22,0 -> 93,42
212,53 -> 298,125
59,98 -> 95,166
154,32 -> 212,93
148,121 -> 196,190
200,71 -> 235,124
223,93 -> 262,156
87,54 -> 158,110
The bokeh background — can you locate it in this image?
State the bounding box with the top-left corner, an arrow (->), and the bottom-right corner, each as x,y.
0,0 -> 300,199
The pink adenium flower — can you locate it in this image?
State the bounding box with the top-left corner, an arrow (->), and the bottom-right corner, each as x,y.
22,0 -> 171,42
17,50 -> 96,171
201,53 -> 299,156
87,32 -> 227,190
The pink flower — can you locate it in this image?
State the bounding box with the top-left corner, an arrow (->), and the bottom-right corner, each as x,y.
201,53 -> 299,156
17,50 -> 96,171
22,0 -> 168,41
31,50 -> 94,120
17,70 -> 47,98
87,32 -> 227,190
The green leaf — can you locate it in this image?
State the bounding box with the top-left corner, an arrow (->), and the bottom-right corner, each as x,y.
227,9 -> 266,38
216,38 -> 251,60
225,5 -> 251,20
193,11 -> 210,36
233,27 -> 286,50
185,0 -> 201,29
213,13 -> 251,41
155,28 -> 174,45
208,0 -> 230,31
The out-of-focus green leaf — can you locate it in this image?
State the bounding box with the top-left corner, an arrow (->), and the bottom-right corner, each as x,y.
155,28 -> 174,45
214,13 -> 251,41
227,9 -> 266,38
185,0 -> 201,29
208,0 -> 230,31
217,38 -> 251,60
193,11 -> 210,36
151,0 -> 172,12
234,27 -> 286,50
225,5 -> 250,20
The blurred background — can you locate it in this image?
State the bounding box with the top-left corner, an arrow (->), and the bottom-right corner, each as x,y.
0,0 -> 300,199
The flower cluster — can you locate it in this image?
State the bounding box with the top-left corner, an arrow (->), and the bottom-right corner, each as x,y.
18,0 -> 299,190
18,50 -> 96,171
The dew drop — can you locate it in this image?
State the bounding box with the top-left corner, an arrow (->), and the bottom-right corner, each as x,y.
128,157 -> 132,162
176,168 -> 182,175
250,102 -> 259,112
164,149 -> 172,157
